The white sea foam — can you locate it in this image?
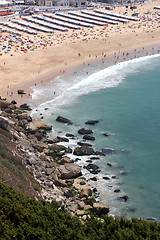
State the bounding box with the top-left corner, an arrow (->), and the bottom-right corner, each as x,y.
31,54 -> 160,117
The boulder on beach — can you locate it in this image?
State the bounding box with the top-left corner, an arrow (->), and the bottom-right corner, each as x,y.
93,202 -> 109,215
0,100 -> 12,109
32,119 -> 52,131
19,103 -> 32,111
85,120 -> 99,125
58,163 -> 82,179
78,128 -> 93,135
56,116 -> 72,125
73,146 -> 94,156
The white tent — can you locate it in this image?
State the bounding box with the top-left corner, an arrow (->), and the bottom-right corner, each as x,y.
0,0 -> 12,6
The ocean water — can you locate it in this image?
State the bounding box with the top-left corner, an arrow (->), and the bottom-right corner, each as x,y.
30,53 -> 160,221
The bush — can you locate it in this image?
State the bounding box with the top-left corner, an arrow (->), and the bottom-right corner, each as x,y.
0,182 -> 160,240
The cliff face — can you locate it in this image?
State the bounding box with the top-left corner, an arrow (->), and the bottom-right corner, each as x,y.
0,100 -> 110,221
0,124 -> 40,199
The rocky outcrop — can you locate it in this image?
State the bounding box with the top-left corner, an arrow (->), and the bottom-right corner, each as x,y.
103,132 -> 110,137
73,146 -> 94,156
19,103 -> 32,111
78,128 -> 93,135
85,120 -> 99,125
0,100 -> 111,222
0,100 -> 12,109
84,164 -> 100,174
93,202 -> 109,215
58,163 -> 82,179
59,157 -> 73,164
56,116 -> 72,125
77,142 -> 92,147
0,116 -> 15,132
83,135 -> 95,141
32,119 -> 52,131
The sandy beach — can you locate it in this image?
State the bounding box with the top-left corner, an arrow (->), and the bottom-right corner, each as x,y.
0,0 -> 160,104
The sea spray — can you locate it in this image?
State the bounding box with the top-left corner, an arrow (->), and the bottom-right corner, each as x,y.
31,54 -> 160,116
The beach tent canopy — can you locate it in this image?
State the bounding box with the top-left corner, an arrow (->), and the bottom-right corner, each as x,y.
0,0 -> 12,6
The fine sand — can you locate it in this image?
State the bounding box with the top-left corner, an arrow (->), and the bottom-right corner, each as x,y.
0,0 -> 160,104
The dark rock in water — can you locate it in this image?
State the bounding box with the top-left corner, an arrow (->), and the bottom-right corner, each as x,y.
74,158 -> 81,162
66,133 -> 75,138
84,163 -> 99,171
118,195 -> 129,202
84,163 -> 100,174
101,148 -> 116,155
19,103 -> 32,111
90,157 -> 100,160
103,176 -> 110,180
58,131 -> 63,134
73,146 -> 94,156
85,120 -> 99,125
119,170 -> 127,176
146,217 -> 156,222
103,132 -> 110,137
44,108 -> 49,110
114,189 -> 121,193
92,187 -> 98,192
57,136 -> 69,142
126,207 -> 136,213
78,128 -> 93,135
94,151 -> 105,156
90,177 -> 97,181
86,160 -> 93,163
90,169 -> 101,174
83,135 -> 95,141
56,116 -> 72,125
77,142 -> 92,147
111,176 -> 117,179
107,163 -> 112,167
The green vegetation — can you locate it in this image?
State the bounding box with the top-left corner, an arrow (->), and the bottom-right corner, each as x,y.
1,182 -> 160,240
0,144 -> 26,180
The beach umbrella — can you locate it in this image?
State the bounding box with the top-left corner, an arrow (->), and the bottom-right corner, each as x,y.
0,33 -> 2,37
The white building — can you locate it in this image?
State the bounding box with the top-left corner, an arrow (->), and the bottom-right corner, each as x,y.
0,0 -> 12,6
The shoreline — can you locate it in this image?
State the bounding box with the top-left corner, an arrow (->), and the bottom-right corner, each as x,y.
29,50 -> 160,221
3,42 -> 160,107
28,43 -> 160,110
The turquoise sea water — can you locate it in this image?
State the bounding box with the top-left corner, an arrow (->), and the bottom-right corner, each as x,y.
31,54 -> 160,221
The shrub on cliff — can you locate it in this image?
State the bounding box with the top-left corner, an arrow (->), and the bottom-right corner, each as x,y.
0,182 -> 160,240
